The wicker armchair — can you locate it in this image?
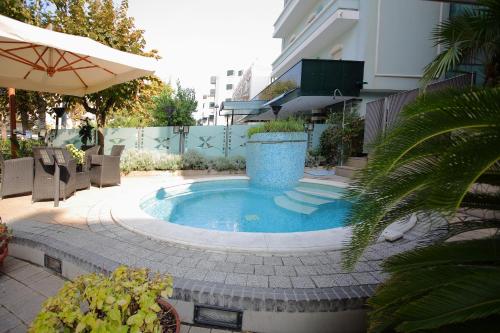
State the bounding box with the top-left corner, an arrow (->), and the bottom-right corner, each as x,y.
32,147 -> 76,202
0,154 -> 34,199
90,145 -> 125,188
75,145 -> 101,191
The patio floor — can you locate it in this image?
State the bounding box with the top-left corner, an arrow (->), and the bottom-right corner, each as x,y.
0,172 -> 437,332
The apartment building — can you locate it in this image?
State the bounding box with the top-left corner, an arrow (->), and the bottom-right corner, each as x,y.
197,68 -> 244,126
222,0 -> 450,122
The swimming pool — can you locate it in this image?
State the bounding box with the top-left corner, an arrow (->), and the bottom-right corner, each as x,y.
140,179 -> 351,233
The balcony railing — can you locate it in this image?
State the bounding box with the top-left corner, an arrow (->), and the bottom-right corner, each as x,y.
255,59 -> 364,101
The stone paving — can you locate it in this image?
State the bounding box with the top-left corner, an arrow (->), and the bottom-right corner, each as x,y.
0,256 -> 66,332
0,257 -> 239,333
0,173 -> 440,318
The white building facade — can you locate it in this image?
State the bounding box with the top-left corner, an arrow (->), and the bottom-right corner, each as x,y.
270,0 -> 449,117
197,68 -> 244,126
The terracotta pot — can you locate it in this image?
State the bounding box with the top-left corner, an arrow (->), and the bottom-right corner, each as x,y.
0,238 -> 8,265
157,298 -> 180,333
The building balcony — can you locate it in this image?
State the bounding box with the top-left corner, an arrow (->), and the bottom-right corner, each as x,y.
221,59 -> 364,122
273,0 -> 318,38
272,0 -> 359,78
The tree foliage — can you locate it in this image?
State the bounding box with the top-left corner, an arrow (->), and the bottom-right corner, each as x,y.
151,82 -> 196,126
108,77 -> 166,128
46,0 -> 159,148
423,0 -> 500,86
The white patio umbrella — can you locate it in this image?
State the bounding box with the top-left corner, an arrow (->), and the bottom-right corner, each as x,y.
0,14 -> 156,157
0,14 -> 156,96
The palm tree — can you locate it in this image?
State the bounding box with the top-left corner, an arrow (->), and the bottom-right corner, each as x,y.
423,0 -> 500,86
342,87 -> 500,331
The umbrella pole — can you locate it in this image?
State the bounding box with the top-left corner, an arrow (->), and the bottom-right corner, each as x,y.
8,88 -> 18,158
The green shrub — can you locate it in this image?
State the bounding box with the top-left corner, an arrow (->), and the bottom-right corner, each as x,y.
155,154 -> 182,171
181,150 -> 208,170
319,109 -> 364,165
120,149 -> 245,173
120,150 -> 181,174
29,266 -> 173,333
247,118 -> 304,138
0,139 -> 43,159
305,149 -> 326,167
229,156 -> 246,170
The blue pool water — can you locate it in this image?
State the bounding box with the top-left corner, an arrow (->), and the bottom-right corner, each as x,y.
140,180 -> 351,233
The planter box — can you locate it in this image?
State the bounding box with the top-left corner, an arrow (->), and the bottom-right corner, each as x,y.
246,132 -> 307,189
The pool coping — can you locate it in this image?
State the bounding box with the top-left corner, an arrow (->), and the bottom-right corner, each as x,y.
111,176 -> 356,253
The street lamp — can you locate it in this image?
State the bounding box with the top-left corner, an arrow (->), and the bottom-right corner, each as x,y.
304,122 -> 314,150
333,89 -> 346,166
173,125 -> 190,154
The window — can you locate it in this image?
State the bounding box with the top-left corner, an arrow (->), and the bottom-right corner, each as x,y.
226,70 -> 234,76
209,89 -> 216,97
225,98 -> 232,102
209,102 -> 215,108
202,103 -> 205,108
238,70 -> 243,76
210,76 -> 217,84
226,84 -> 233,90
203,94 -> 207,99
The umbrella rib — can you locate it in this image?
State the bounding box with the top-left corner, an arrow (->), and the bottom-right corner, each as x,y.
0,47 -> 44,70
24,46 -> 50,79
66,50 -> 116,76
59,65 -> 98,72
57,55 -> 90,71
33,47 -> 49,68
53,50 -> 66,69
55,49 -> 88,88
5,43 -> 38,52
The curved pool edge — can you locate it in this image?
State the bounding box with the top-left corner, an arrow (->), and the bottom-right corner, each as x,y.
111,176 -> 355,253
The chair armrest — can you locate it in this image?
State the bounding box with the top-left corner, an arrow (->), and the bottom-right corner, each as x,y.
92,155 -> 120,166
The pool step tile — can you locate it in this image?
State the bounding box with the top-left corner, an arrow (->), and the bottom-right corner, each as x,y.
284,191 -> 332,205
294,187 -> 342,200
273,196 -> 317,215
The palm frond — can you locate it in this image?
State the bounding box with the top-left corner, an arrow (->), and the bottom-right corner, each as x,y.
383,238 -> 500,273
396,272 -> 500,332
367,238 -> 500,333
343,88 -> 500,268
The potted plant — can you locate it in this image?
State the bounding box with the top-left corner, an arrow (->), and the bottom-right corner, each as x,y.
66,144 -> 86,172
0,218 -> 12,265
246,118 -> 307,188
30,266 -> 179,333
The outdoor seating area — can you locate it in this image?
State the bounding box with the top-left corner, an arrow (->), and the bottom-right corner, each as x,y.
1,145 -> 124,206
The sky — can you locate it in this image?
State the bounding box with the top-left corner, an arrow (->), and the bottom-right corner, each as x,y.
127,0 -> 283,107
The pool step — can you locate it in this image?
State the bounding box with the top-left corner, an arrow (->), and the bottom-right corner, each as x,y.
274,196 -> 317,215
284,191 -> 332,205
294,187 -> 342,200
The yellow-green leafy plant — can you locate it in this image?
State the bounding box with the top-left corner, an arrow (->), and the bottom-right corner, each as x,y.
66,144 -> 85,166
29,266 -> 174,333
